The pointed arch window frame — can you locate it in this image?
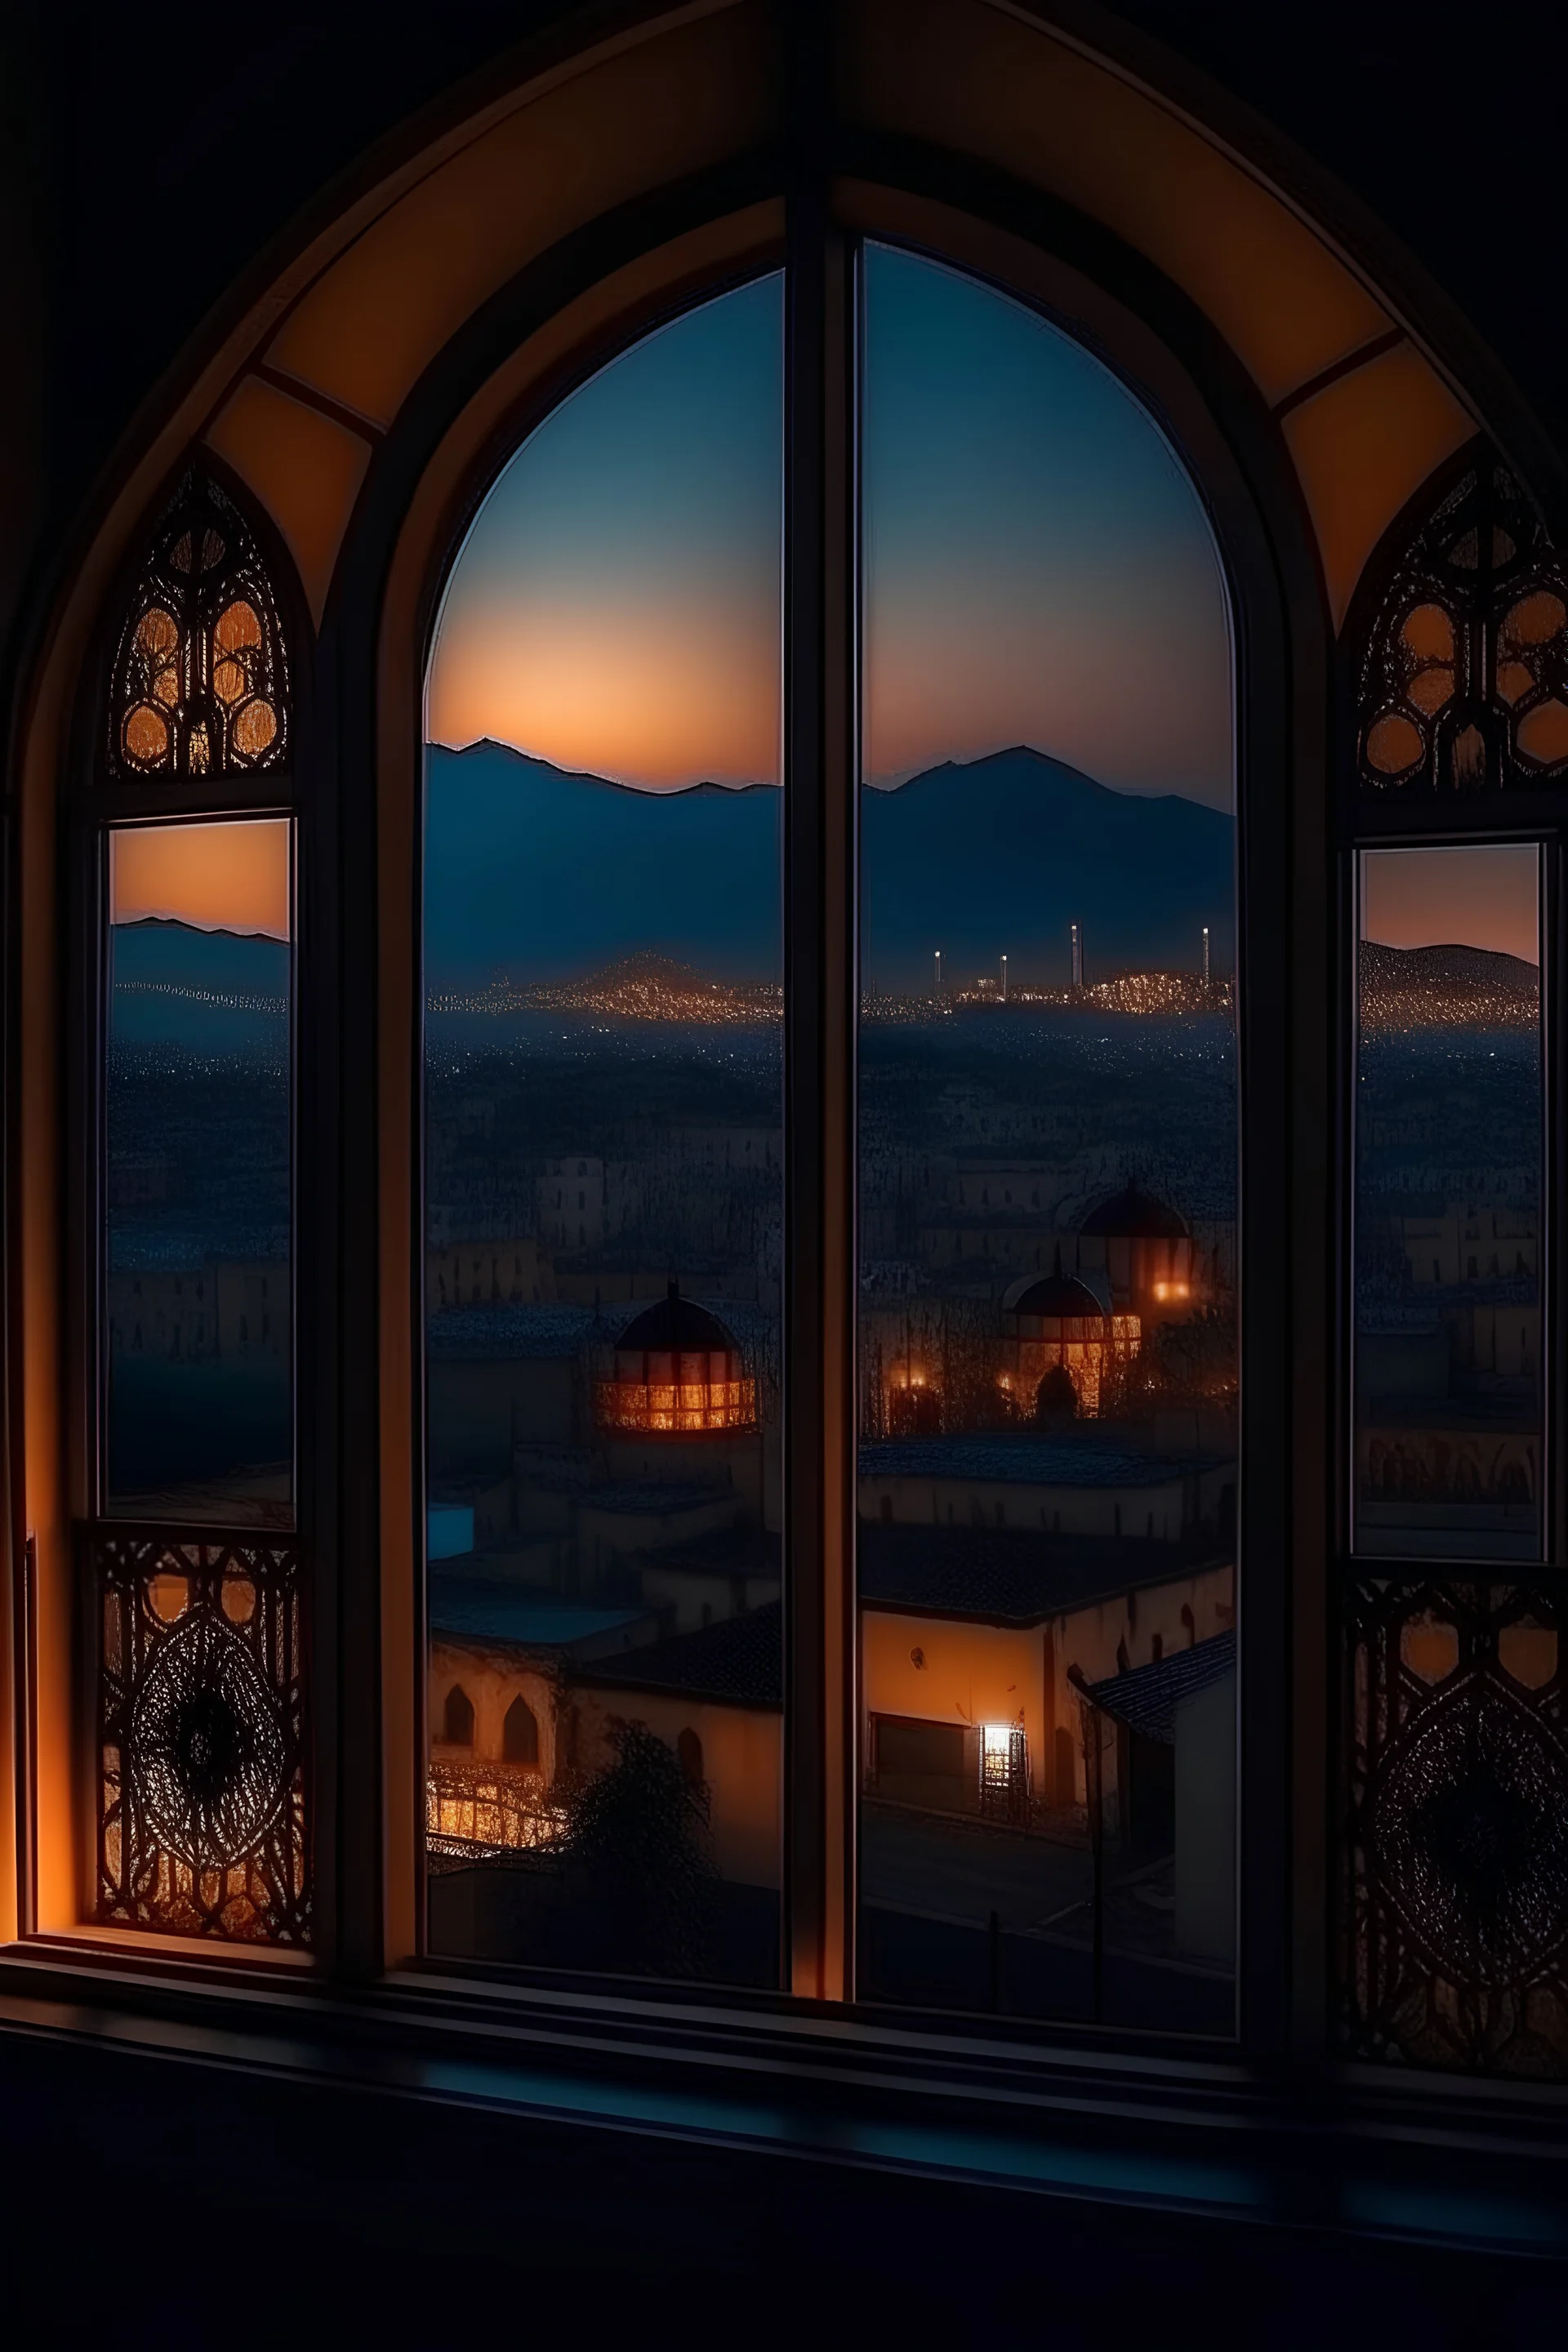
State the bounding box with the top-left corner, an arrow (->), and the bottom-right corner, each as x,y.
334,165 -> 1308,2058
66,455 -> 318,1952
1336,433 -> 1568,2075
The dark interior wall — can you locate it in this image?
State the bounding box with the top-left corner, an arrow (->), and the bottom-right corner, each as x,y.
1119,1 -> 1568,459
2,0 -> 1563,695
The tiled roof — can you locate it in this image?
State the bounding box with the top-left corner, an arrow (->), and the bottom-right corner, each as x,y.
1082,1628 -> 1236,1744
858,1521 -> 1200,1624
577,1482 -> 736,1517
636,1526 -> 782,1579
581,1600 -> 782,1708
858,1434 -> 1223,1488
427,1303 -> 607,1360
429,1577 -> 648,1653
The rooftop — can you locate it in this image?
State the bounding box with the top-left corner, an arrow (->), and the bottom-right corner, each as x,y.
1082,1628 -> 1236,1744
635,1526 -> 782,1579
429,1577 -> 656,1658
575,1482 -> 738,1517
616,1280 -> 739,1355
579,1599 -> 782,1708
859,1521 -> 1212,1624
858,1432 -> 1227,1489
427,1303 -> 607,1361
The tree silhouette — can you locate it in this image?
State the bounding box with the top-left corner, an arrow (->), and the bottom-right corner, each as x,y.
558,1719 -> 717,1978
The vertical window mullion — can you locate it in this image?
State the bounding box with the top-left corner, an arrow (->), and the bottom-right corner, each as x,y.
782,60 -> 858,2002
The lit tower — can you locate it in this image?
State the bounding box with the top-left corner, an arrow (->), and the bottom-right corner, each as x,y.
1070,921 -> 1084,990
934,948 -> 942,998
1000,953 -> 1009,1003
1202,924 -> 1211,987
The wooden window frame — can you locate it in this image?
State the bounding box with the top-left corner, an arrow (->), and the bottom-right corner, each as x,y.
354,141 -> 1314,2060
11,6 -> 1566,2163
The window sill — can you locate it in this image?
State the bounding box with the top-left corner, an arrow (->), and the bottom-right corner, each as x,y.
0,1943 -> 1563,2258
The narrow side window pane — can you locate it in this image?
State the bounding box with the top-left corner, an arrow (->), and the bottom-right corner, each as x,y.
105,817 -> 294,1526
1355,844 -> 1543,1560
858,246 -> 1239,2032
422,278 -> 785,1985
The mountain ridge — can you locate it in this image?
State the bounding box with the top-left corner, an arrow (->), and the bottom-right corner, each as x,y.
425,740 -> 1235,988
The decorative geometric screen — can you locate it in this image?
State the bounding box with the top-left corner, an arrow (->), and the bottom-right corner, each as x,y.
108,470 -> 289,781
1356,459 -> 1568,797
94,1526 -> 310,1944
1342,1574 -> 1567,2077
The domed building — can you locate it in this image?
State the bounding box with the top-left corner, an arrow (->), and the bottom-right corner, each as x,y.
1076,1181 -> 1196,1325
595,1280 -> 756,1437
1001,1250 -> 1138,1419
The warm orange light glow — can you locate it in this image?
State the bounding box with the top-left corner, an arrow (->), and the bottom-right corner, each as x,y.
1361,842 -> 1539,964
427,609 -> 780,791
111,818 -> 291,940
595,1360 -> 757,1436
426,1760 -> 563,1854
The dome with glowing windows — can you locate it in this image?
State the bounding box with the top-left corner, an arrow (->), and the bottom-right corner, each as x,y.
1002,1245 -> 1138,1419
1077,1179 -> 1196,1319
1011,1266 -> 1105,1322
1079,1182 -> 1190,1242
595,1280 -> 756,1436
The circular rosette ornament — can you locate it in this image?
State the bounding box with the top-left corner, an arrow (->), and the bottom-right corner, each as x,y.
131,1608 -> 287,1871
1372,1671 -> 1568,1989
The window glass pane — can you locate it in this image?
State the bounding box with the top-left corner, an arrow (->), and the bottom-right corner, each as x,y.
105,817 -> 293,1524
422,278 -> 784,1984
858,247 -> 1238,2031
1354,844 -> 1543,1559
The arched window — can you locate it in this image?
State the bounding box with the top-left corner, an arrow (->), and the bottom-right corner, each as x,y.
676,1728 -> 705,1787
443,1686 -> 475,1748
88,463 -> 308,1949
503,1695 -> 539,1766
1343,442 -> 1568,2076
19,0 -> 1568,2125
1356,461 -> 1568,797
108,471 -> 289,781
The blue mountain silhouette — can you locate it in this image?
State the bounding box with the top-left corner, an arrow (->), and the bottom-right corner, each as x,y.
111,917 -> 290,993
425,740 -> 1233,989
110,918 -> 289,1056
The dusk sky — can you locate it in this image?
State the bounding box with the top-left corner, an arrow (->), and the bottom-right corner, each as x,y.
427,275 -> 783,790
111,818 -> 292,940
861,247 -> 1232,807
1361,844 -> 1539,964
426,250 -> 1233,808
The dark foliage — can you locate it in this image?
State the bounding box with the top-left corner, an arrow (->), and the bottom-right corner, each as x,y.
557,1720 -> 718,1979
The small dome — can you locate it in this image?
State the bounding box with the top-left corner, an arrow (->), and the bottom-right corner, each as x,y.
1079,1182 -> 1188,1242
1013,1270 -> 1105,1321
617,1280 -> 736,1355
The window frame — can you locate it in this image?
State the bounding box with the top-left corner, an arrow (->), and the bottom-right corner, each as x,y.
24,7 -> 1568,2132
58,456 -> 322,1954
347,157 -> 1319,2065
1331,443 -> 1568,2074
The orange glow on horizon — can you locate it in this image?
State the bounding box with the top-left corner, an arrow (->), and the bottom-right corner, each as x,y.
111,819 -> 292,940
426,608 -> 780,790
1361,844 -> 1538,966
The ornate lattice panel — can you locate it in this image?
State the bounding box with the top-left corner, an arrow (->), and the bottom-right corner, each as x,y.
1342,1574 -> 1567,2076
94,1527 -> 310,1944
108,470 -> 289,780
1356,460 -> 1568,797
